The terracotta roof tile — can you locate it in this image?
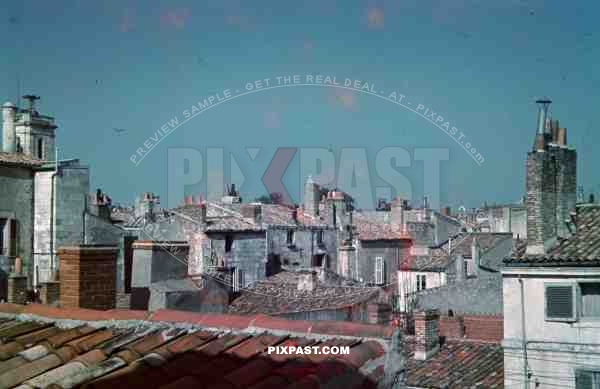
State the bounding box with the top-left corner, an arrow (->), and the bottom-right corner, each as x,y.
0,305 -> 504,388
506,204 -> 600,265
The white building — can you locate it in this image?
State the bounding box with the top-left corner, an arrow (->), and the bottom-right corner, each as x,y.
503,204 -> 600,389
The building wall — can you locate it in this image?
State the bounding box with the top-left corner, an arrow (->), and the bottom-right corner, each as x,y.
0,166 -> 34,295
397,270 -> 446,312
277,305 -> 368,322
34,165 -> 93,284
487,206 -> 527,239
269,227 -> 338,271
416,274 -> 503,315
503,268 -> 600,389
206,231 -> 267,287
359,240 -> 410,285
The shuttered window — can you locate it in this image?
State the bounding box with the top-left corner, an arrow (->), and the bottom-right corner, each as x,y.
9,219 -> 17,257
581,283 -> 600,318
575,370 -> 600,389
374,257 -> 384,285
417,274 -> 427,291
233,268 -> 244,292
545,284 -> 576,322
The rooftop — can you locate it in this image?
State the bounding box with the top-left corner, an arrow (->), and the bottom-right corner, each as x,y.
0,304 -> 390,389
228,270 -> 384,316
0,304 -> 504,389
0,152 -> 44,168
506,204 -> 600,266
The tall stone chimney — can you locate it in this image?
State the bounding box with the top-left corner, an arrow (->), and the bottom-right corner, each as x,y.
526,99 -> 577,255
414,310 -> 440,360
2,102 -> 17,153
391,198 -> 406,233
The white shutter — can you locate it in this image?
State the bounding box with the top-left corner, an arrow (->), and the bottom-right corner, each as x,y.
233,268 -> 244,292
375,257 -> 384,285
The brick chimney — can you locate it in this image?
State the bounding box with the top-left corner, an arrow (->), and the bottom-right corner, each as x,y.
298,271 -> 318,292
414,309 -> 440,360
58,245 -> 118,310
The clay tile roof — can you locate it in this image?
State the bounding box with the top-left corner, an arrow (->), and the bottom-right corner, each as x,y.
228,270 -> 384,316
506,204 -> 600,266
0,152 -> 44,168
0,304 -> 504,388
403,338 -> 504,389
0,304 -> 394,389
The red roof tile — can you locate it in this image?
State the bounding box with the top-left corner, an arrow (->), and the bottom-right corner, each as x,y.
0,304 -> 504,389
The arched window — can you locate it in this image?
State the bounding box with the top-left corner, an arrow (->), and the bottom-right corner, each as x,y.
37,138 -> 44,159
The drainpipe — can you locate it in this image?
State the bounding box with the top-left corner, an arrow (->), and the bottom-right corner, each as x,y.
48,146 -> 59,283
519,277 -> 529,389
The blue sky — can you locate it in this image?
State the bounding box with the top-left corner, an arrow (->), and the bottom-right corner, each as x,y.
1,0 -> 598,209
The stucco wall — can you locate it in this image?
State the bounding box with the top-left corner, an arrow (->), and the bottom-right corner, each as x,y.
0,166 -> 34,295
503,269 -> 600,388
397,270 -> 446,312
416,274 -> 503,315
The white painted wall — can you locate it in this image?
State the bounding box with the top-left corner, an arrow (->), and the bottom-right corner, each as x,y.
503,267 -> 600,388
397,270 -> 446,312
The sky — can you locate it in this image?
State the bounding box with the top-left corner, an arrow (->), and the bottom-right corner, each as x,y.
1,0 -> 598,210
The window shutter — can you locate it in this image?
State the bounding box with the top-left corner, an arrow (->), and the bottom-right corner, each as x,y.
575,370 -> 593,389
233,268 -> 244,292
375,257 -> 383,285
546,284 -> 576,321
9,219 -> 17,257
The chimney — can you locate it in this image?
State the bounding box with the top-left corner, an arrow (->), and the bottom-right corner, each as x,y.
184,195 -> 193,206
471,236 -> 481,275
298,271 -> 318,292
391,198 -> 406,232
557,127 -> 567,146
201,203 -> 207,223
454,254 -> 465,282
254,204 -> 262,223
414,310 -> 440,360
2,102 -> 17,153
291,207 -> 298,223
534,98 -> 552,151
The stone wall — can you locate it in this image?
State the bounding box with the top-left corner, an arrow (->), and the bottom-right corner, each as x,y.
0,166 -> 34,295
526,145 -> 577,253
358,240 -> 410,285
415,274 -> 503,315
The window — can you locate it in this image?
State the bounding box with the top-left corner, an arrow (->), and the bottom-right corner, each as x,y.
287,230 -> 295,246
545,283 -> 577,322
417,274 -> 427,291
233,268 -> 244,292
37,138 -> 44,159
225,235 -> 234,253
316,230 -> 324,245
375,256 -> 384,285
575,370 -> 600,389
580,283 -> 600,318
